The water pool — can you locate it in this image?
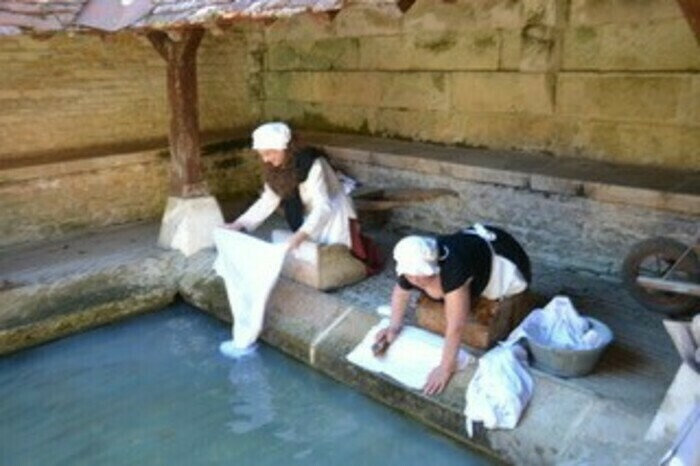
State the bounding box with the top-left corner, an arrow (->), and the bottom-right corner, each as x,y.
0,303 -> 496,465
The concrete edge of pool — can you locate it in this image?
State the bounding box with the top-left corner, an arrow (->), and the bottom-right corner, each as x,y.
0,245 -> 671,465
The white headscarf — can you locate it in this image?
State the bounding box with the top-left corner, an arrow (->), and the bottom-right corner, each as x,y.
252,122 -> 291,150
394,235 -> 440,277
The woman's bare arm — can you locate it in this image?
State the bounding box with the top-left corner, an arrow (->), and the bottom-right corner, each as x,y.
375,284 -> 411,346
423,282 -> 470,395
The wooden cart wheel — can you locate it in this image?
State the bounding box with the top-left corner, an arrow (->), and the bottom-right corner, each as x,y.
621,237 -> 700,316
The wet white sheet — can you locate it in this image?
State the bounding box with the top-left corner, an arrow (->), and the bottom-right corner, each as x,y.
213,229 -> 287,356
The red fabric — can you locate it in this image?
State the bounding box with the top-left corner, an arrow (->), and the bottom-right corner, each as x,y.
349,219 -> 384,276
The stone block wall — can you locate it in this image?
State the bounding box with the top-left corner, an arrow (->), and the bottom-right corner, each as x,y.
261,0 -> 700,170
339,158 -> 698,274
0,26 -> 262,164
0,26 -> 265,248
0,145 -> 261,249
0,1 -> 697,249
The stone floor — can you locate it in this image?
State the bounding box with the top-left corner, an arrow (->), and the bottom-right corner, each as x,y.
330,223 -> 679,417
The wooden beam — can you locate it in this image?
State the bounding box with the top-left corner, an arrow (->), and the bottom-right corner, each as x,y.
147,28 -> 208,197
676,0 -> 700,45
637,276 -> 700,297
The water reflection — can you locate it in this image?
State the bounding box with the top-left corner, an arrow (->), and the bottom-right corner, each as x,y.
226,354 -> 275,434
225,351 -> 359,458
0,305 -> 495,466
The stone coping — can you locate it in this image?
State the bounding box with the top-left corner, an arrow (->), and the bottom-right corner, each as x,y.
303,131 -> 700,216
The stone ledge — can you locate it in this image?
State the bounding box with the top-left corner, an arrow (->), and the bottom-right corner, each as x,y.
270,289 -> 668,464
303,131 -> 700,216
0,290 -> 173,355
178,262 -> 669,465
0,223 -> 182,354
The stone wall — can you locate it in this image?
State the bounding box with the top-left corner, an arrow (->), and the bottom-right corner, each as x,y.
0,144 -> 261,249
0,26 -> 265,248
0,26 -> 262,164
0,1 -> 697,249
342,160 -> 698,274
261,0 -> 700,170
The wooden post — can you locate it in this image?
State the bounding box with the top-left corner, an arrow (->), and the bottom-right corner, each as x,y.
676,0 -> 700,45
148,28 -> 207,198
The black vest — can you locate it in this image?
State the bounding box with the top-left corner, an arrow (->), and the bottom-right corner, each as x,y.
281,147 -> 324,231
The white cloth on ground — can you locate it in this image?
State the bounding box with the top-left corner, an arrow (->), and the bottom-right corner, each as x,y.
346,318 -> 472,390
464,344 -> 533,437
235,158 -> 357,248
376,305 -> 392,317
659,404 -> 700,466
213,229 -> 287,357
506,295 -> 604,350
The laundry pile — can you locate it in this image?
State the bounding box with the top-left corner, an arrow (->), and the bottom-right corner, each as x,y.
506,295 -> 606,350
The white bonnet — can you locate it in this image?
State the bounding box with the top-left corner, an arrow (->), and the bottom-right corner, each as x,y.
393,235 -> 440,277
252,122 -> 291,150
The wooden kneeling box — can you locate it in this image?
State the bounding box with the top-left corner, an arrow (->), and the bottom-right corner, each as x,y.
416,292 -> 538,350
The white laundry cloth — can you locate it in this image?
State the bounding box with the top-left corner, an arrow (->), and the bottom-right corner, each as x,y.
346,319 -> 472,390
506,295 -> 604,350
271,229 -> 317,263
464,344 -> 533,437
376,305 -> 392,317
213,229 -> 287,357
464,223 -> 527,301
660,404 -> 700,466
481,254 -> 528,300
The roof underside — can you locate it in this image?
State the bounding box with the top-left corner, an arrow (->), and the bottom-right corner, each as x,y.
0,0 -> 343,35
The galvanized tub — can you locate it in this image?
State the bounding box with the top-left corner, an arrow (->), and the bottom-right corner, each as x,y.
527,317 -> 614,378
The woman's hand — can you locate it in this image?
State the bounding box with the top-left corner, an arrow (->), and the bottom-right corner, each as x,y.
373,324 -> 402,357
423,364 -> 454,396
422,283 -> 469,396
374,324 -> 402,344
